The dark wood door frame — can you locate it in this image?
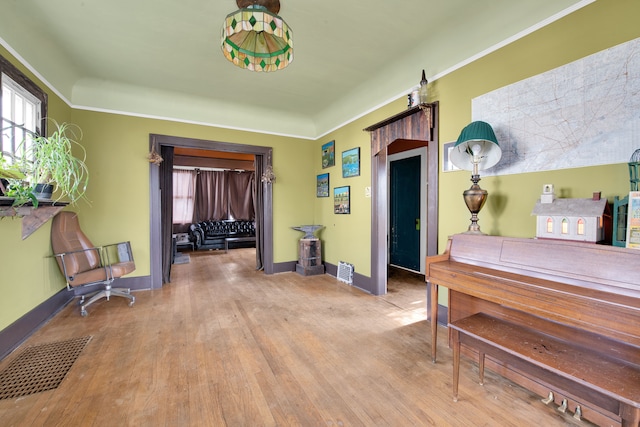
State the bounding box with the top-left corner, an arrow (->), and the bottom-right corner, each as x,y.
366,103 -> 439,295
148,134 -> 274,289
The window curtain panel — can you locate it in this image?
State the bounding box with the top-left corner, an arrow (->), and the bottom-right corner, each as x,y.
228,171 -> 255,220
160,145 -> 174,284
193,170 -> 227,222
172,170 -> 196,224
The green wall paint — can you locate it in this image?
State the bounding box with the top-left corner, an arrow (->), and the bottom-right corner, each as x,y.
2,0 -> 639,330
434,0 -> 640,250
0,46 -> 72,331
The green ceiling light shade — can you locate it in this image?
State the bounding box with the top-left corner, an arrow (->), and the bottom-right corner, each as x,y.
221,0 -> 293,72
450,121 -> 503,235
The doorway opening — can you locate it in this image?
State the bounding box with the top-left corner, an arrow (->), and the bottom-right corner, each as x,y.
367,102 -> 439,296
388,146 -> 428,274
148,134 -> 274,289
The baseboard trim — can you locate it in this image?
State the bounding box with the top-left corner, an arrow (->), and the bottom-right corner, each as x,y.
0,288 -> 74,361
272,261 -> 297,274
324,262 -> 375,294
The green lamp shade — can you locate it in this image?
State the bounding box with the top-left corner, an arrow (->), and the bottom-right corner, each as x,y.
450,121 -> 502,171
221,5 -> 293,72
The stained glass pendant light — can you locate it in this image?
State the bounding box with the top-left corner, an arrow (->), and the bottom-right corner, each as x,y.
221,0 -> 293,72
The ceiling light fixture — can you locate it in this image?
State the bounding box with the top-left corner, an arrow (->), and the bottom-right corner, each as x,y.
221,0 -> 293,72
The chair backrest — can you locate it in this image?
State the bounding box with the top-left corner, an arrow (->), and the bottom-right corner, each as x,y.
51,211 -> 101,277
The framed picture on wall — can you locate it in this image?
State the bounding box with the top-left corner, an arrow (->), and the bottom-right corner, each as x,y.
322,140 -> 335,169
334,186 -> 350,214
342,147 -> 360,178
317,173 -> 329,197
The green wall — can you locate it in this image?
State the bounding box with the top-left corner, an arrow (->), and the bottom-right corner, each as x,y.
0,48 -> 314,330
316,0 -> 640,273
0,46 -> 72,331
2,0 -> 639,331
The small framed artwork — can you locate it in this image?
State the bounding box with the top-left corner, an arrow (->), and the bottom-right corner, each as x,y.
342,147 -> 360,178
442,141 -> 460,172
322,140 -> 335,169
316,173 -> 329,197
334,186 -> 350,214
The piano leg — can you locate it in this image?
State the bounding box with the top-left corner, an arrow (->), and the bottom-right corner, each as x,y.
430,282 -> 439,363
620,403 -> 640,427
452,327 -> 460,402
478,350 -> 485,385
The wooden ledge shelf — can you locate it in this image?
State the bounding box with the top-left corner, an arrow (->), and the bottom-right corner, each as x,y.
0,197 -> 68,239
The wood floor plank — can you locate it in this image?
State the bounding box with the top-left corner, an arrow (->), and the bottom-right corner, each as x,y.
0,249 -> 595,426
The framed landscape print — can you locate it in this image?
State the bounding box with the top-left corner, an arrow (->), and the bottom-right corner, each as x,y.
316,173 -> 329,197
334,186 -> 350,214
342,147 -> 360,178
322,140 -> 335,169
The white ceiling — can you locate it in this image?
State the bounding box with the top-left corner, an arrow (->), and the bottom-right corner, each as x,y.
0,0 -> 589,139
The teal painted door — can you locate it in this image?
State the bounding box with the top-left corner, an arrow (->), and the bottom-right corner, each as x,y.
390,156 -> 421,271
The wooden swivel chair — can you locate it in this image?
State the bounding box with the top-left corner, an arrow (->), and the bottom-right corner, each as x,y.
51,211 -> 136,316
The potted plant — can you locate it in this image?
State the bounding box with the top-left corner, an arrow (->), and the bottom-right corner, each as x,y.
0,155 -> 26,196
2,120 -> 90,207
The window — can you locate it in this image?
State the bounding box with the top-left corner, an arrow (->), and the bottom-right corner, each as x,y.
1,55 -> 47,167
577,218 -> 585,235
561,218 -> 569,234
546,217 -> 553,233
172,169 -> 196,224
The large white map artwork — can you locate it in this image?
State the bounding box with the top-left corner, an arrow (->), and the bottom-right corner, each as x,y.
473,37 -> 640,176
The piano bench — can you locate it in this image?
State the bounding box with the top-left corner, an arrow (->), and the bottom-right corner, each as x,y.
450,313 -> 640,427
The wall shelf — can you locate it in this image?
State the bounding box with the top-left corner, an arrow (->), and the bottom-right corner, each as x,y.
0,197 -> 67,239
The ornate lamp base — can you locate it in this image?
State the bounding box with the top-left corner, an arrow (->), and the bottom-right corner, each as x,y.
462,175 -> 488,234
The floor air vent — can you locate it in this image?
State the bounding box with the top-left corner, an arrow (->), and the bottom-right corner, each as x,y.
0,336 -> 91,400
337,261 -> 354,285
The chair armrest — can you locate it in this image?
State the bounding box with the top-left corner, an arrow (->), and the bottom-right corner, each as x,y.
53,246 -> 102,258
102,241 -> 134,266
53,247 -> 107,289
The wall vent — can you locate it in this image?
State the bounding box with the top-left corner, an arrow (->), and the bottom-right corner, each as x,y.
337,261 -> 354,285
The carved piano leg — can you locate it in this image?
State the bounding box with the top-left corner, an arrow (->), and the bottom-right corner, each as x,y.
541,391 -> 554,405
558,399 -> 568,413
478,350 -> 485,385
452,328 -> 460,402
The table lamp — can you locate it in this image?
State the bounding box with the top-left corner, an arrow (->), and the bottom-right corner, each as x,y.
450,121 -> 502,234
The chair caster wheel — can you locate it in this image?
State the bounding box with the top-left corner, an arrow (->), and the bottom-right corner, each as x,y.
128,300 -> 135,307
80,309 -> 88,317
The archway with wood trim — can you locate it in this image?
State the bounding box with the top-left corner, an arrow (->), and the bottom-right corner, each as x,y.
364,102 -> 439,295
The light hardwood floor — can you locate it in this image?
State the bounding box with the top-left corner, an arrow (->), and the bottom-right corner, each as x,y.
0,249 -> 591,426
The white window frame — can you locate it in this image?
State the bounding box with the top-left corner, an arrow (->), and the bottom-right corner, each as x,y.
2,73 -> 41,165
0,55 -> 47,171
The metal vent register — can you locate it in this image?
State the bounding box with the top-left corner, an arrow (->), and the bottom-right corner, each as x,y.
337,261 -> 354,285
0,336 -> 91,399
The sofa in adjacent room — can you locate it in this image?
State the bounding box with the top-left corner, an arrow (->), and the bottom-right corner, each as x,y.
189,220 -> 256,251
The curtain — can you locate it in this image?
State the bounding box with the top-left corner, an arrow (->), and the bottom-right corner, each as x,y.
160,145 -> 174,284
228,171 -> 255,220
172,170 -> 196,224
254,156 -> 265,270
193,170 -> 227,222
